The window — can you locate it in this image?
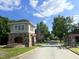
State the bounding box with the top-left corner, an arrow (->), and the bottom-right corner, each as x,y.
15,25 -> 18,30
18,25 -> 20,30
15,24 -> 24,30
22,25 -> 24,30
30,26 -> 34,31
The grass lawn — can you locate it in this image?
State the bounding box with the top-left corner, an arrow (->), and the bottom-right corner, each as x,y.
69,48 -> 79,55
0,46 -> 37,59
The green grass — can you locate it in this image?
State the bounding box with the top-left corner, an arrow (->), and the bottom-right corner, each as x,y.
69,48 -> 79,55
0,46 -> 37,59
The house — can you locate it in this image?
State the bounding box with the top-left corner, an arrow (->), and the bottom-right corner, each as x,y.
6,19 -> 36,47
65,34 -> 79,47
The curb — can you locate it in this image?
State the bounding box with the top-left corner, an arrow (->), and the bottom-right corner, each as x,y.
68,49 -> 79,55
10,47 -> 39,59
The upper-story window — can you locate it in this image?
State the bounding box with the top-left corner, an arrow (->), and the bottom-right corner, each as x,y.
15,25 -> 18,30
22,25 -> 24,30
15,24 -> 24,30
30,26 -> 34,31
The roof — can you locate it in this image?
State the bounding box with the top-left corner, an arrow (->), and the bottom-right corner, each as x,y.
68,34 -> 79,37
9,19 -> 35,27
9,19 -> 29,22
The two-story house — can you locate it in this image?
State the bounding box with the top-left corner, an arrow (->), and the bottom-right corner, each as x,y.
7,20 -> 36,47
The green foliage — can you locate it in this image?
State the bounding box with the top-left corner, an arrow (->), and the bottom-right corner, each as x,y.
0,16 -> 10,37
49,33 -> 54,40
36,22 -> 49,41
71,23 -> 79,34
37,22 -> 49,35
52,15 -> 73,40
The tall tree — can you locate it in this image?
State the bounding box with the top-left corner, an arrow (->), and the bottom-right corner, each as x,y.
71,23 -> 79,34
36,22 -> 49,42
0,16 -> 10,37
52,16 -> 73,42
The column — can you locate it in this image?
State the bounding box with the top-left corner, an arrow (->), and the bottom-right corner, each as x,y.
28,33 -> 32,47
71,36 -> 76,47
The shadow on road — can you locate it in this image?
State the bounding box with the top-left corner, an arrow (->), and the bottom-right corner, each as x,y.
40,40 -> 66,49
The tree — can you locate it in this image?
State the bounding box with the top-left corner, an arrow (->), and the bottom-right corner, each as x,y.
0,16 -> 10,44
52,16 -> 73,42
36,22 -> 49,42
0,16 -> 10,37
49,33 -> 54,40
71,23 -> 79,34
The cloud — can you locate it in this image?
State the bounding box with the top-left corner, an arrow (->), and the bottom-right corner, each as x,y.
43,17 -> 52,24
33,0 -> 74,18
33,13 -> 45,18
43,20 -> 47,24
29,0 -> 38,8
73,15 -> 79,24
0,0 -> 21,11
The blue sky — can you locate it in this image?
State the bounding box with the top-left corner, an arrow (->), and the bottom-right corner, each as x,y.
0,0 -> 79,31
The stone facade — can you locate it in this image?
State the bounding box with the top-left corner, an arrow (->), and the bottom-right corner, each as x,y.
7,20 -> 36,48
65,34 -> 79,47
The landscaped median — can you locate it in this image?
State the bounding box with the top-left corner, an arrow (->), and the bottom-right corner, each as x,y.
69,48 -> 79,55
0,46 -> 37,59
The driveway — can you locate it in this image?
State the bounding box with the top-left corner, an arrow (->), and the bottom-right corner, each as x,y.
18,41 -> 79,59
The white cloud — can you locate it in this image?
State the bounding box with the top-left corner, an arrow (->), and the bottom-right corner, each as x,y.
33,13 -> 45,18
29,0 -> 38,8
43,20 -> 47,24
33,0 -> 74,18
0,0 -> 21,11
43,17 -> 52,24
73,15 -> 79,24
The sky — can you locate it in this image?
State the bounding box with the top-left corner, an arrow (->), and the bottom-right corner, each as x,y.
0,0 -> 79,31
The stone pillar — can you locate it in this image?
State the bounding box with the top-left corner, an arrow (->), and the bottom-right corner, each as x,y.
34,36 -> 36,44
28,33 -> 32,47
32,34 -> 36,46
24,34 -> 29,47
71,36 -> 76,47
8,34 -> 11,44
8,34 -> 15,44
33,36 -> 36,45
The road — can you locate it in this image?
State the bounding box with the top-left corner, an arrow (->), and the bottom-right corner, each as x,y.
18,41 -> 79,59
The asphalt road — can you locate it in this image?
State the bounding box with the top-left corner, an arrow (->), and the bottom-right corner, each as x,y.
18,41 -> 79,59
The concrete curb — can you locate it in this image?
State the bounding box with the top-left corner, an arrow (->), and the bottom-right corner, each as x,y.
10,47 -> 39,59
68,48 -> 79,55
